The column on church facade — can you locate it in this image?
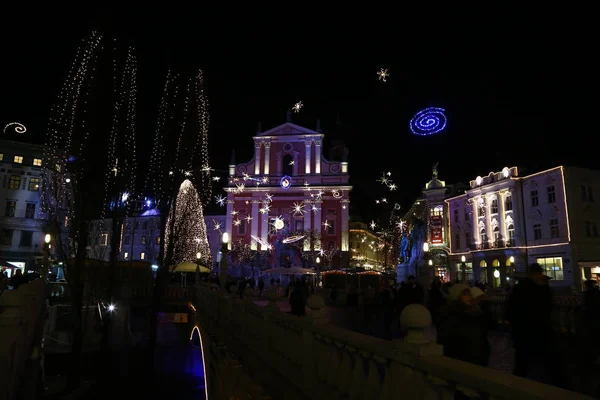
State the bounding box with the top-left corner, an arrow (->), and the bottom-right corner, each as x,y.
260,211 -> 269,250
250,198 -> 259,250
263,142 -> 271,175
254,142 -> 262,175
314,204 -> 322,250
303,195 -> 312,251
497,191 -> 507,244
305,141 -> 312,174
225,198 -> 233,250
341,202 -> 349,252
315,141 -> 322,174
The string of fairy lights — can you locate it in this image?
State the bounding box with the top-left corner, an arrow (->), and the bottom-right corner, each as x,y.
101,47 -> 138,221
41,32 -> 103,244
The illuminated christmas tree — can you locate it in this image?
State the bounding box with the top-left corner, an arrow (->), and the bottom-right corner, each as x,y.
164,179 -> 211,268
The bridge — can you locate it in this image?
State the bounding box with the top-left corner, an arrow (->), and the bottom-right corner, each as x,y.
1,280 -> 595,399
191,284 -> 595,400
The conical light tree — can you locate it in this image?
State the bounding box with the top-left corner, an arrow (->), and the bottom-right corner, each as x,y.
164,179 -> 211,268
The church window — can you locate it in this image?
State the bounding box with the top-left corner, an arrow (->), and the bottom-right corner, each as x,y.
282,154 -> 293,176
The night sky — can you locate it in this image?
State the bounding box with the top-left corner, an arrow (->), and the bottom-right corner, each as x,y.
0,10 -> 592,221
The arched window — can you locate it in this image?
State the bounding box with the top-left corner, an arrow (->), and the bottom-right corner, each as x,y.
507,224 -> 514,241
480,260 -> 487,268
480,228 -> 487,243
492,259 -> 500,267
282,154 -> 294,176
493,226 -> 500,242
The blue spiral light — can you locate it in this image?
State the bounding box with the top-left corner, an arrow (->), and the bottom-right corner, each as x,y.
410,107 -> 447,136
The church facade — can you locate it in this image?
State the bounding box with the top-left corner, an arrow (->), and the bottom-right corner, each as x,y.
225,119 -> 351,268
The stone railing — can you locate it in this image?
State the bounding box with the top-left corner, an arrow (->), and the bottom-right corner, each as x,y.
486,292 -> 582,334
0,279 -> 48,400
47,282 -> 196,304
194,284 -> 593,400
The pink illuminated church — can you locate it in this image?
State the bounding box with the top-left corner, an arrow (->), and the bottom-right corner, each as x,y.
225,115 -> 351,268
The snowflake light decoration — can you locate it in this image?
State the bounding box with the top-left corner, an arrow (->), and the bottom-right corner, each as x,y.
377,68 -> 389,82
215,194 -> 226,206
292,101 -> 303,113
291,202 -> 306,216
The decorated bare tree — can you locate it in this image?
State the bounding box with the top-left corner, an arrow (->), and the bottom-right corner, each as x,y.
229,238 -> 255,277
320,242 -> 340,269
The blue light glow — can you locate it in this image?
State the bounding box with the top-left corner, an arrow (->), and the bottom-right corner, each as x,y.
280,176 -> 292,189
410,107 -> 447,136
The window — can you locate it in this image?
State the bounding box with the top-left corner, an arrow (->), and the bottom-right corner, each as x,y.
124,252 -> 129,260
550,219 -> 559,238
585,221 -> 599,238
478,203 -> 485,217
100,233 -> 108,246
493,226 -> 500,242
533,224 -> 542,240
464,209 -> 469,221
293,219 -> 302,231
491,199 -> 498,214
140,252 -> 146,260
282,154 -> 294,176
5,201 -> 16,217
480,229 -> 487,243
238,219 -> 246,235
141,235 -> 147,245
505,195 -> 513,211
124,235 -> 130,245
13,155 -> 23,164
9,175 -> 21,190
547,186 -> 556,203
0,153 -> 3,161
28,177 -> 40,191
507,224 -> 515,241
582,185 -> 594,202
19,231 -> 33,247
0,229 -> 13,245
25,203 -> 35,219
531,190 -> 538,207
454,233 -> 460,249
134,221 -> 139,229
33,158 -> 42,166
536,256 -> 564,280
479,260 -> 488,283
431,205 -> 443,216
465,231 -> 471,247
453,209 -> 459,223
326,220 -> 336,235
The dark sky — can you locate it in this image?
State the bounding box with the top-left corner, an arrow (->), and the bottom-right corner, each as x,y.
0,10 -> 593,221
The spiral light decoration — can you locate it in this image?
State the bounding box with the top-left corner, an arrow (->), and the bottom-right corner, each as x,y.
4,122 -> 27,134
409,107 -> 447,136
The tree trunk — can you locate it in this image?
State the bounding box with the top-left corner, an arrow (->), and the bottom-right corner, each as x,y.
67,213 -> 88,390
102,216 -> 123,370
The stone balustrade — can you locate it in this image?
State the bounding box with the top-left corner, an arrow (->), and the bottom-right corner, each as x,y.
0,279 -> 48,400
194,284 -> 593,400
47,282 -> 196,304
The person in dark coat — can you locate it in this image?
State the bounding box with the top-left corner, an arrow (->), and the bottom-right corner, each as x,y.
437,284 -> 489,366
428,277 -> 444,329
403,275 -> 425,305
505,263 -> 567,388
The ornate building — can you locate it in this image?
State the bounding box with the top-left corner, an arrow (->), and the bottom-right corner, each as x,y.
349,222 -> 386,270
446,166 -> 600,289
225,117 -> 351,268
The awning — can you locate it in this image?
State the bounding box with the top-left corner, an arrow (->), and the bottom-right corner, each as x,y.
172,261 -> 211,273
262,267 -> 316,275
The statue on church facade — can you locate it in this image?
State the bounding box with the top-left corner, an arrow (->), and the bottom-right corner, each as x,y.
432,162 -> 439,178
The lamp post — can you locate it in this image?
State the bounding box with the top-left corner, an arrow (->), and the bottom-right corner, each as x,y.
42,234 -> 51,280
461,255 -> 467,283
509,256 -> 515,285
420,242 -> 429,277
219,233 -> 230,293
195,252 -> 201,287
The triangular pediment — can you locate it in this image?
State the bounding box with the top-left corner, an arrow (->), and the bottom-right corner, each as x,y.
255,122 -> 321,137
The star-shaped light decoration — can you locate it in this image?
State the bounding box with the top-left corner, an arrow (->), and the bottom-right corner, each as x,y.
292,101 -> 303,113
215,195 -> 226,207
291,202 -> 306,216
212,176 -> 221,182
233,219 -> 241,226
369,220 -> 377,230
212,220 -> 222,231
245,215 -> 253,223
377,68 -> 389,82
322,220 -> 331,229
230,209 -> 239,216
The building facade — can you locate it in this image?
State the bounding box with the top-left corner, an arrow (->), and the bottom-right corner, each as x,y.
446,166 -> 600,289
87,213 -> 226,270
225,119 -> 351,268
0,140 -> 47,274
349,222 -> 385,270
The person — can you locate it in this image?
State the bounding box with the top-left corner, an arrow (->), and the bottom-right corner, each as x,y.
10,269 -> 25,289
583,280 -> 600,376
470,286 -> 492,366
379,283 -> 395,340
257,278 -> 265,296
428,277 -> 444,329
505,263 -> 567,388
437,284 -> 489,366
403,275 -> 425,305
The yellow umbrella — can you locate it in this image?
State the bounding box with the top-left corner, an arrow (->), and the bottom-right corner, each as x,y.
172,261 -> 210,273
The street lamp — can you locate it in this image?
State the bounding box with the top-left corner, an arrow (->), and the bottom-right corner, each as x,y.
195,252 -> 202,287
461,255 -> 467,283
509,255 -> 515,283
42,234 -> 51,280
220,233 -> 230,293
420,242 -> 429,277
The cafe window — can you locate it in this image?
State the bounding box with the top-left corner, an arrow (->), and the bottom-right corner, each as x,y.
536,256 -> 564,280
